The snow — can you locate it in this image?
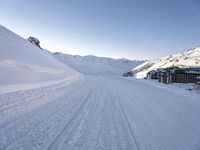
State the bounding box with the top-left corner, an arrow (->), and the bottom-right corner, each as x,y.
52,52 -> 144,76
1,76 -> 200,150
131,47 -> 200,78
0,74 -> 81,95
1,25 -> 200,150
0,25 -> 81,93
134,78 -> 200,100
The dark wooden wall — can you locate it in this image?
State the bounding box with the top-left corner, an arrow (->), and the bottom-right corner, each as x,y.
172,73 -> 200,83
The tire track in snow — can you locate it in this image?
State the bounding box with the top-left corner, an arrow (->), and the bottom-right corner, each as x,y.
1,91 -> 82,149
2,80 -> 93,150
2,76 -> 200,150
48,79 -> 109,150
0,80 -> 80,128
0,80 -> 83,132
46,77 -> 137,150
46,94 -> 95,149
107,80 -> 141,150
46,80 -> 100,150
3,94 -> 83,150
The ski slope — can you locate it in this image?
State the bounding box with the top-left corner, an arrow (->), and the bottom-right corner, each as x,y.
0,25 -> 81,94
0,76 -> 200,150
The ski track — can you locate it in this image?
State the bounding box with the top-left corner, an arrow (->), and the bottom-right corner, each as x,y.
0,76 -> 200,150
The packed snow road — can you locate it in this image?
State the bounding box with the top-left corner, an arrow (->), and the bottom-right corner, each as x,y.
0,76 -> 200,150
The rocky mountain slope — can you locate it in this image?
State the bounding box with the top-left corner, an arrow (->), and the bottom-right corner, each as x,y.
126,47 -> 200,78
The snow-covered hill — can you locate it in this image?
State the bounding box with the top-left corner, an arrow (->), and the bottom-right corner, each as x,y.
51,52 -> 144,76
0,25 -> 80,93
128,47 -> 200,78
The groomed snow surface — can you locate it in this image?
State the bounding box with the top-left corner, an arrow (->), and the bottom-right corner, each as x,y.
1,76 -> 200,150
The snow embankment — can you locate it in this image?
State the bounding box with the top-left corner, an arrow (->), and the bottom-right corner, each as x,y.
0,25 -> 83,126
0,25 -> 82,94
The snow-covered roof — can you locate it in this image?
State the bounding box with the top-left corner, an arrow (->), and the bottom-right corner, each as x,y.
196,76 -> 200,80
186,71 -> 200,74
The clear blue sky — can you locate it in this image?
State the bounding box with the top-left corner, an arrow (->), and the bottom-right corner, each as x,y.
0,0 -> 200,60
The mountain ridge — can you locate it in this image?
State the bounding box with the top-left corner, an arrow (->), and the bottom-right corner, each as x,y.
127,46 -> 200,78
50,51 -> 144,76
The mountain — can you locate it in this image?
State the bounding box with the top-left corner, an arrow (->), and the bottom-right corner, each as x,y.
0,25 -> 80,92
51,52 -> 144,76
126,46 -> 200,78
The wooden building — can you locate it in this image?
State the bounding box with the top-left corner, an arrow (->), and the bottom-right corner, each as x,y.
171,73 -> 200,83
146,70 -> 159,79
159,72 -> 171,84
159,67 -> 200,84
195,76 -> 200,90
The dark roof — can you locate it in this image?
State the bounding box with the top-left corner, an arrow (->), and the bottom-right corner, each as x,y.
147,70 -> 157,74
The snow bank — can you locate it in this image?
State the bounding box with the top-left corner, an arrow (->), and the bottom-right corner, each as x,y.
0,25 -> 81,93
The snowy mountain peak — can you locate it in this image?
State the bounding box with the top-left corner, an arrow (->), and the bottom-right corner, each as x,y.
126,46 -> 200,78
185,46 -> 200,56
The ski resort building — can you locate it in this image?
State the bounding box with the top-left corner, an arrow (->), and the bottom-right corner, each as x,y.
146,70 -> 159,79
159,67 -> 200,84
195,76 -> 200,90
